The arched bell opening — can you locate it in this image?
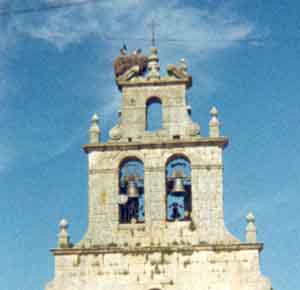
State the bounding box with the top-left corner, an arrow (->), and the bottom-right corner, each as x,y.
118,157 -> 145,224
146,97 -> 163,131
165,155 -> 192,222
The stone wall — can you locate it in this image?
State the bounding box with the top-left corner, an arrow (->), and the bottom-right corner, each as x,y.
80,140 -> 236,247
46,245 -> 271,290
109,83 -> 199,142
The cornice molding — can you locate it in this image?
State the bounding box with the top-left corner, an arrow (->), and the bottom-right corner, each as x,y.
83,137 -> 229,153
51,243 -> 264,256
117,77 -> 192,90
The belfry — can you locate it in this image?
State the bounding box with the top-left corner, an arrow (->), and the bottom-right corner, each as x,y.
45,45 -> 273,290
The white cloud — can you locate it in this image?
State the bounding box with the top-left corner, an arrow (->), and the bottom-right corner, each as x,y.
13,0 -> 254,53
146,5 -> 253,53
11,0 -> 145,50
7,0 -> 254,103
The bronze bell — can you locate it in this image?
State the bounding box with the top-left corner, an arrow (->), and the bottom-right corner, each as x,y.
171,177 -> 185,195
127,180 -> 139,198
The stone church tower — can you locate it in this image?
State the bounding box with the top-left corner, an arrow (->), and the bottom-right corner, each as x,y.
45,46 -> 272,290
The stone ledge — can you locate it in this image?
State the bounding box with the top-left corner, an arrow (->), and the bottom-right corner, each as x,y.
117,77 -> 192,90
83,137 -> 229,153
51,243 -> 263,256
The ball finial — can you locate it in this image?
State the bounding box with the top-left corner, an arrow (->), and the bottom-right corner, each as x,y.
210,106 -> 218,117
58,218 -> 71,248
59,218 -> 68,229
209,106 -> 220,137
246,212 -> 255,223
91,113 -> 99,123
89,113 -> 101,144
245,211 -> 257,243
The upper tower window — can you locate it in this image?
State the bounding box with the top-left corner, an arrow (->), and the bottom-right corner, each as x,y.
118,158 -> 145,224
146,97 -> 162,131
165,155 -> 192,221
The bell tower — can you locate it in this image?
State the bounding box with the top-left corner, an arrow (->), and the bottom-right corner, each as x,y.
45,45 -> 273,290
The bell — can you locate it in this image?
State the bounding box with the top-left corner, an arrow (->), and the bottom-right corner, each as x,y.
127,180 -> 139,198
171,177 -> 185,195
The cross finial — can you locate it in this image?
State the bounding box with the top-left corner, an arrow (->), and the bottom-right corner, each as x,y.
150,18 -> 159,47
147,18 -> 160,79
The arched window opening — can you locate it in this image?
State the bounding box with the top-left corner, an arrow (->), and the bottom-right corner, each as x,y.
165,156 -> 191,222
146,97 -> 162,131
118,158 -> 144,224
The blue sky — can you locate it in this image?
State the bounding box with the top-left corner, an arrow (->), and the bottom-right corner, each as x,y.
0,1 -> 299,290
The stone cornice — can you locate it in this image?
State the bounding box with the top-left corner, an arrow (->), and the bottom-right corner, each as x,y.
83,137 -> 229,154
117,76 -> 192,90
51,243 -> 263,256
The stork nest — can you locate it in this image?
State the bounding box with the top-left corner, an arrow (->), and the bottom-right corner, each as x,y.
113,54 -> 148,78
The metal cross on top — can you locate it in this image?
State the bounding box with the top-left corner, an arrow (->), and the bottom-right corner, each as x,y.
149,18 -> 159,47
